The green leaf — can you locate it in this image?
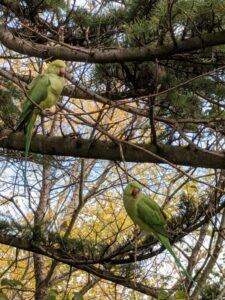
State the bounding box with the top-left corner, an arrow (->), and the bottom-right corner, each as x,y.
158,291 -> 169,300
1,278 -> 23,287
175,290 -> 188,300
73,292 -> 84,300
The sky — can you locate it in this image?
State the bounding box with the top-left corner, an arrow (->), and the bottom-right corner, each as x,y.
75,0 -> 86,5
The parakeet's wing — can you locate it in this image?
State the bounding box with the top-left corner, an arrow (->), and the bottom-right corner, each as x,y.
28,73 -> 51,103
137,195 -> 168,237
137,194 -> 194,284
16,74 -> 50,129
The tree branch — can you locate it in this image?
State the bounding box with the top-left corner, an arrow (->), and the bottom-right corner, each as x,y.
0,129 -> 225,169
1,26 -> 225,63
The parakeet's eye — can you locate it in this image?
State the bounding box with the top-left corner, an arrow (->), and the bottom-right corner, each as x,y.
59,67 -> 65,77
131,187 -> 140,196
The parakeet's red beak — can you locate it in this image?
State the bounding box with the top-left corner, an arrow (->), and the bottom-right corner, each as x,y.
59,67 -> 66,77
132,188 -> 140,196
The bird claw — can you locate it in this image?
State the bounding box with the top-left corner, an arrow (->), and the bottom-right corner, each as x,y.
133,225 -> 140,237
41,109 -> 53,117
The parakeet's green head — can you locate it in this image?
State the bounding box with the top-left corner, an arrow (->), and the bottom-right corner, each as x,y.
123,182 -> 142,197
47,60 -> 66,77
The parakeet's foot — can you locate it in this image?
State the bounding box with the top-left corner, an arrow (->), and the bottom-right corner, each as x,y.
41,108 -> 54,117
133,225 -> 141,237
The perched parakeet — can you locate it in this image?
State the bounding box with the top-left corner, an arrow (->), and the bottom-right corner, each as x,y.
16,60 -> 66,159
123,182 -> 193,282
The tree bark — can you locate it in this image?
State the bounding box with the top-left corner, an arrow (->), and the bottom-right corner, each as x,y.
33,166 -> 52,300
0,129 -> 225,169
1,26 -> 225,62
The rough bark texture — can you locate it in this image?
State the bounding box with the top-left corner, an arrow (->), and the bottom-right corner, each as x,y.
0,129 -> 224,169
33,166 -> 52,300
1,26 -> 225,62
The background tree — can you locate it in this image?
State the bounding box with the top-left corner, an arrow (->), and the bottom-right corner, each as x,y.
0,0 -> 225,299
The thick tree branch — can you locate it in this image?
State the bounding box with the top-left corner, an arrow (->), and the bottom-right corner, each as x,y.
0,193 -> 225,297
33,165 -> 52,300
0,233 -> 158,297
1,26 -> 225,62
0,129 -> 224,168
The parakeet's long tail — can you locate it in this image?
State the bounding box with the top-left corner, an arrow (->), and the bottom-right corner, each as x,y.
25,109 -> 38,160
157,234 -> 194,284
15,108 -> 33,131
22,109 -> 38,196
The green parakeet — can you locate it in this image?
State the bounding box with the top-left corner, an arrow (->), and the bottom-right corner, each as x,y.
16,60 -> 66,159
123,182 -> 193,282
